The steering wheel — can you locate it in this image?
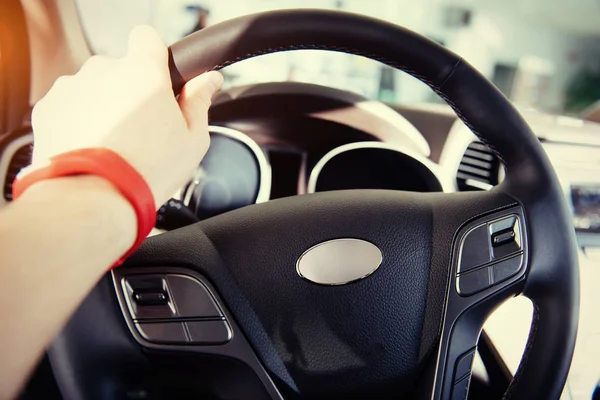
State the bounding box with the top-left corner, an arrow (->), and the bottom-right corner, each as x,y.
48,10 -> 578,400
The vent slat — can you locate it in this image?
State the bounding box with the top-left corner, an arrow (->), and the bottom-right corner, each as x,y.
3,144 -> 33,201
460,157 -> 493,169
457,172 -> 484,181
457,141 -> 500,191
458,164 -> 492,178
467,142 -> 492,152
463,149 -> 495,161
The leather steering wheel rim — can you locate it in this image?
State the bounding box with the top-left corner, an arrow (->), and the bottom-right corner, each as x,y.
50,9 -> 578,400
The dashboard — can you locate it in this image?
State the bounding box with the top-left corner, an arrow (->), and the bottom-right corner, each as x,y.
179,123 -> 446,222
1,81 -> 599,400
1,82 -> 600,250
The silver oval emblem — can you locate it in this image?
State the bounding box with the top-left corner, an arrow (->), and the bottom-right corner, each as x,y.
296,238 -> 383,285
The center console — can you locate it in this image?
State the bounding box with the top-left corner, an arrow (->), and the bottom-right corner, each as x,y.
542,141 -> 600,248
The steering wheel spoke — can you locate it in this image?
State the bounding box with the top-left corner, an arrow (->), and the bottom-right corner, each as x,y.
430,195 -> 528,400
111,266 -> 284,400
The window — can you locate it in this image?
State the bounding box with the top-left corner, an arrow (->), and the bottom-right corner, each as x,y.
75,0 -> 600,115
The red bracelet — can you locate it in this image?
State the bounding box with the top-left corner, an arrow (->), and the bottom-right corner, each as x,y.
13,148 -> 156,267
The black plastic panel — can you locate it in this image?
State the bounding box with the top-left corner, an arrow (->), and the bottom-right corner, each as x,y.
457,267 -> 490,296
432,205 -> 528,400
451,375 -> 470,400
457,225 -> 491,273
112,267 -> 283,400
454,349 -> 475,382
166,274 -> 223,318
186,321 -> 232,344
136,322 -> 187,344
492,255 -> 523,284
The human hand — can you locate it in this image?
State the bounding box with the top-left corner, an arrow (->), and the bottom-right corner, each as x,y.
30,25 -> 223,208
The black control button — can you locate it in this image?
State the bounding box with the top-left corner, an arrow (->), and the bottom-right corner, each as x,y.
454,349 -> 475,381
489,216 -> 521,259
458,267 -> 491,296
133,290 -> 168,305
156,198 -> 199,230
492,230 -> 515,247
489,215 -> 517,235
166,274 -> 223,318
135,322 -> 188,343
123,275 -> 176,320
452,374 -> 471,400
492,255 -> 523,284
459,225 -> 491,273
186,321 -> 232,345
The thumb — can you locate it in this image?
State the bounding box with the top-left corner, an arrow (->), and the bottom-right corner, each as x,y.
127,25 -> 167,67
179,71 -> 224,133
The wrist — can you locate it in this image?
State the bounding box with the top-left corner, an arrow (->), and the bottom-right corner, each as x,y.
17,175 -> 137,258
14,148 -> 157,266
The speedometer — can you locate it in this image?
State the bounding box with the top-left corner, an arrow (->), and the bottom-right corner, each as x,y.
308,142 -> 446,193
182,126 -> 270,219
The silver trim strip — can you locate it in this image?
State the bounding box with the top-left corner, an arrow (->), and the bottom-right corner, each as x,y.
182,125 -> 271,208
307,141 -> 452,194
0,133 -> 34,206
182,167 -> 207,206
465,178 -> 493,191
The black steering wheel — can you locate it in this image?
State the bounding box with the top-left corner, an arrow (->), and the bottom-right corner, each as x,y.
48,10 -> 578,400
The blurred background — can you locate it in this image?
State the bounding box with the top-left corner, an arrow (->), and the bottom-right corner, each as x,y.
75,0 -> 600,119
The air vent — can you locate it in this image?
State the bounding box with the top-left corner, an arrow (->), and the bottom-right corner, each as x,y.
456,141 -> 501,191
3,144 -> 32,201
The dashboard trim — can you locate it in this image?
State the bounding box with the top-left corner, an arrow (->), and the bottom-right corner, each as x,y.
438,119 -> 475,192
182,125 -> 272,209
0,132 -> 33,206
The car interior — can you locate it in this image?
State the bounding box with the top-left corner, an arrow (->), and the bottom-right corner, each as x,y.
2,0 -> 600,399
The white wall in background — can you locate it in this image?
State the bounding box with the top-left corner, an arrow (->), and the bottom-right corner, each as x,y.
416,3 -> 600,111
74,0 -> 600,113
75,0 -> 152,57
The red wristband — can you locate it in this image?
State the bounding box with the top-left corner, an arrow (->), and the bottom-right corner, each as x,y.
13,148 -> 156,267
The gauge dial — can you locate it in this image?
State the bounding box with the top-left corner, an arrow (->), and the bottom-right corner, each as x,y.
183,126 -> 271,220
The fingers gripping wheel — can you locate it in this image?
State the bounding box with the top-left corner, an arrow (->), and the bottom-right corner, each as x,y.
50,9 -> 577,400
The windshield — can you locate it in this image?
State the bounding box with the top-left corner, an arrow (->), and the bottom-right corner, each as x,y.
75,0 -> 600,117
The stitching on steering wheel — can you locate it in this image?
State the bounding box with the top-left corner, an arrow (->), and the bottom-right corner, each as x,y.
209,44 -> 435,85
210,45 -> 508,171
502,302 -> 541,400
432,87 -> 508,169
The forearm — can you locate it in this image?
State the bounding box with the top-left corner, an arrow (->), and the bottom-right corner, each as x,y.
0,176 -> 136,399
